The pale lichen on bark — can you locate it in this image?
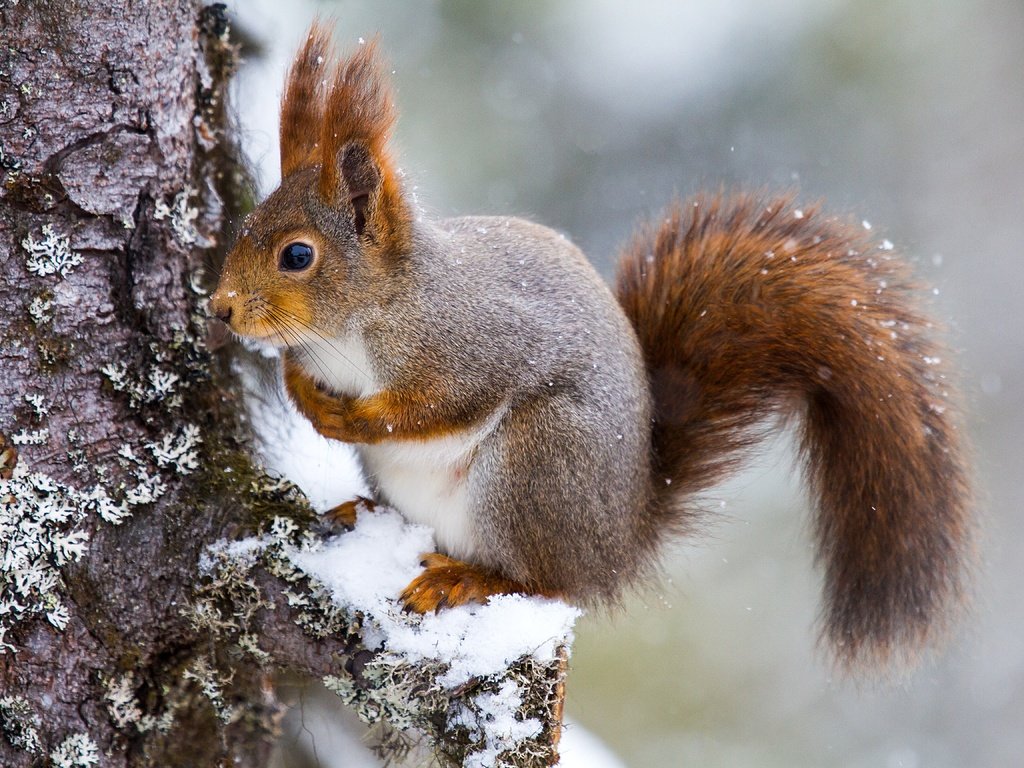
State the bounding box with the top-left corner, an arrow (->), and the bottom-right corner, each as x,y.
0,1 -> 281,764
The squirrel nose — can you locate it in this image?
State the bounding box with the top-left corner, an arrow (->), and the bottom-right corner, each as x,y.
209,294 -> 234,325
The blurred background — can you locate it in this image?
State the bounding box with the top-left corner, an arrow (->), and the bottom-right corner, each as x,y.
224,1 -> 1024,765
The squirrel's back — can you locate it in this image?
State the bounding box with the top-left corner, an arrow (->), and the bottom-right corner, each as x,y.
404,214 -> 648,404
373,214 -> 657,599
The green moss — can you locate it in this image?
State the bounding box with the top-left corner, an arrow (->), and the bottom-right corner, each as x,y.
2,172 -> 54,213
0,318 -> 34,356
184,430 -> 316,535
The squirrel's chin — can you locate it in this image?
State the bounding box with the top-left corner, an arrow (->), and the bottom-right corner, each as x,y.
228,326 -> 291,351
236,334 -> 288,359
226,322 -> 280,344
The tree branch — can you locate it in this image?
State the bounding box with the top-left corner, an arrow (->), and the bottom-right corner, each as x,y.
195,506 -> 577,767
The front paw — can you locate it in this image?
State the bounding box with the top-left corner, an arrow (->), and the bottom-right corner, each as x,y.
311,376 -> 338,396
324,496 -> 376,529
0,432 -> 18,480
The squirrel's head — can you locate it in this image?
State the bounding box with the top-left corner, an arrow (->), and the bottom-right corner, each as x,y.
211,23 -> 410,346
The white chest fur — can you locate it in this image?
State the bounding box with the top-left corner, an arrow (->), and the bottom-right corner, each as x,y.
297,333 -> 378,397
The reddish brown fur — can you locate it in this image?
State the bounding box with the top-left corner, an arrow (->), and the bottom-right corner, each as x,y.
283,352 -> 489,444
324,496 -> 375,528
317,37 -> 395,190
277,23 -> 410,256
616,193 -> 973,669
317,38 -> 411,253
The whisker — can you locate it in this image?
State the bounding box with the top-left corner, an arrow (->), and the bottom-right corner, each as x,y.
263,301 -> 373,384
262,306 -> 345,387
264,302 -> 341,348
270,321 -> 333,387
262,310 -> 335,386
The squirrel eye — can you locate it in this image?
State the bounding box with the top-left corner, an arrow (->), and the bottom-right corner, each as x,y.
279,242 -> 314,272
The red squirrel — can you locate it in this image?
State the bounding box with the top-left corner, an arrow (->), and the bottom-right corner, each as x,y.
210,24 -> 972,670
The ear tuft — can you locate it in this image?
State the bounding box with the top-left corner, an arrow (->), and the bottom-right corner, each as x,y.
318,39 -> 396,194
318,39 -> 410,253
280,28 -> 410,251
280,20 -> 334,178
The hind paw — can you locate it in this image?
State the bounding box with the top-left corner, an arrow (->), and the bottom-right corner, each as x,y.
400,553 -> 531,613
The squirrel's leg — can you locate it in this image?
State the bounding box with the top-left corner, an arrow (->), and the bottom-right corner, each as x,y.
404,388 -> 650,612
470,389 -> 652,604
400,553 -> 557,613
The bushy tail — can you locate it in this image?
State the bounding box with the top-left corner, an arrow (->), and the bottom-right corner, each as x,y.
615,192 -> 972,670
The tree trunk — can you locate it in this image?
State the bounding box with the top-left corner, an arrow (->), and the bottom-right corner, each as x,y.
1,4 -> 569,766
0,1 -> 292,764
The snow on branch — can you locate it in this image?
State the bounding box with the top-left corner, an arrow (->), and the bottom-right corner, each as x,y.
195,505 -> 579,767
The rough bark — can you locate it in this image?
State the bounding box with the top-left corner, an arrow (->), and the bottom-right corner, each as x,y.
1,3 -> 568,767
0,1 -> 290,765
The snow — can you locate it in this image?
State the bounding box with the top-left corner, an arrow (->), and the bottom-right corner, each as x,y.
558,718 -> 628,768
237,357 -> 586,761
453,680 -> 542,768
242,375 -> 367,511
290,507 -> 430,607
287,508 -> 581,688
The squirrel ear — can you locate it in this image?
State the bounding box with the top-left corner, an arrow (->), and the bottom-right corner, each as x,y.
280,22 -> 333,178
340,142 -> 380,238
319,40 -> 411,252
